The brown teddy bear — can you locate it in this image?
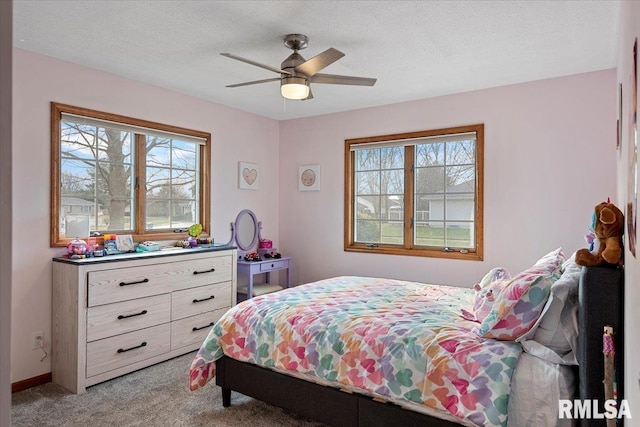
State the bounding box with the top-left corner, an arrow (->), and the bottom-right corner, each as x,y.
575,201 -> 624,267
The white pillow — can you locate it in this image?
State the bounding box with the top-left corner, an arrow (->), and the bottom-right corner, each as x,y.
508,352 -> 576,426
517,253 -> 581,363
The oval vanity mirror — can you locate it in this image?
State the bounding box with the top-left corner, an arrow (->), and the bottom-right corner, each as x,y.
227,209 -> 261,251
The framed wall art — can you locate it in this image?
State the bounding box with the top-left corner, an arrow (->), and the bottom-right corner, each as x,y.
626,38 -> 638,257
298,164 -> 320,191
239,161 -> 259,190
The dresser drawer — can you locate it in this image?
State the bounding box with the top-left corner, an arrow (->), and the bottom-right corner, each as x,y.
170,309 -> 227,351
86,323 -> 170,378
260,260 -> 288,272
87,294 -> 171,342
87,256 -> 233,306
171,281 -> 232,320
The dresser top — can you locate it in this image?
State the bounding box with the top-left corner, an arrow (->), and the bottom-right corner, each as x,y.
53,244 -> 236,265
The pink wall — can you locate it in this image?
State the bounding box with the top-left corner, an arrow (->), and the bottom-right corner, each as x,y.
617,1 -> 640,422
279,70 -> 616,288
11,48 -> 281,382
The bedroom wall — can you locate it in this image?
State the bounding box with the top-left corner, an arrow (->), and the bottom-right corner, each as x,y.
617,1 -> 640,423
11,48 -> 281,383
279,70 -> 616,288
1,0 -> 13,424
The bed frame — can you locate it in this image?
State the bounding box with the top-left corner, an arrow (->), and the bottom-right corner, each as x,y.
216,266 -> 624,427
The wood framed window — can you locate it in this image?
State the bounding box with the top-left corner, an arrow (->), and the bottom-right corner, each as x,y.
51,102 -> 211,247
344,124 -> 483,260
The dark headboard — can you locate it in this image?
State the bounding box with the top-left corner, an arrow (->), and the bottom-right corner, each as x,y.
578,266 -> 624,426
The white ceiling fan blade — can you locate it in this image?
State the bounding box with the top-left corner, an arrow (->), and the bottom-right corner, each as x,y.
221,53 -> 291,75
295,48 -> 345,77
226,77 -> 281,88
311,73 -> 377,86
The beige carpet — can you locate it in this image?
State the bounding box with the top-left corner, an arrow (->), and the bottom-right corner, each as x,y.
11,352 -> 328,427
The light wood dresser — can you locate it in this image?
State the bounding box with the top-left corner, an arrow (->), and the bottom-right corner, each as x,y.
52,246 -> 237,393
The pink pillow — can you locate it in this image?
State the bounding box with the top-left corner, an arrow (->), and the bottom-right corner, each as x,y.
477,248 -> 566,340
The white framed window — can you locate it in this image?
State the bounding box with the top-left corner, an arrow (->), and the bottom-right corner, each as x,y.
51,103 -> 211,246
344,124 -> 484,260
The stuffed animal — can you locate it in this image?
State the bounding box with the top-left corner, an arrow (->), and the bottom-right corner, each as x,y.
575,201 -> 624,267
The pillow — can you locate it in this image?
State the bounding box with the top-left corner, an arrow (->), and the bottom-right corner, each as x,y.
477,248 -> 566,340
517,253 -> 581,363
461,267 -> 510,322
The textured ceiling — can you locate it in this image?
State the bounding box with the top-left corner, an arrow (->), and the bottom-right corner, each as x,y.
13,0 -> 620,121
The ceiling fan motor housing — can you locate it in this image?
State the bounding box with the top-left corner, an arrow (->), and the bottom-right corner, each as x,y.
283,34 -> 308,51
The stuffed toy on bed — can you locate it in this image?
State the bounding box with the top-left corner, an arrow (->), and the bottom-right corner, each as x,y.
575,201 -> 624,267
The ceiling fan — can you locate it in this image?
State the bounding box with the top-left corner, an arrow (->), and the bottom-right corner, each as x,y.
221,34 -> 377,100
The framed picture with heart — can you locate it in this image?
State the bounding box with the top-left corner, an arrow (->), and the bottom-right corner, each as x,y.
239,161 -> 259,190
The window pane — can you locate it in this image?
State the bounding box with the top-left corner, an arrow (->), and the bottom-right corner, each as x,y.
415,166 -> 445,194
380,146 -> 404,168
147,139 -> 171,168
415,221 -> 445,247
384,195 -> 404,221
97,128 -> 132,162
356,219 -> 380,243
172,140 -> 197,170
414,138 -> 477,250
355,149 -> 380,170
416,143 -> 445,167
446,140 -> 475,165
356,171 -> 380,195
354,146 -> 404,246
172,170 -> 196,199
356,195 -> 381,220
380,220 -> 403,244
381,170 -> 404,194
415,195 -> 443,221
446,222 -> 474,249
446,165 -> 475,192
145,138 -> 200,230
59,121 -> 134,236
446,196 -> 475,221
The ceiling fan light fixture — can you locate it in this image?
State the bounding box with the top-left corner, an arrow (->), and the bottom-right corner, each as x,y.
281,76 -> 309,100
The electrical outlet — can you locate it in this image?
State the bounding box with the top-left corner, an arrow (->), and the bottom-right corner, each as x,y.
33,332 -> 44,350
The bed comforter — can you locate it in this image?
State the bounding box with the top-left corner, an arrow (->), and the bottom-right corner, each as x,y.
189,276 -> 522,426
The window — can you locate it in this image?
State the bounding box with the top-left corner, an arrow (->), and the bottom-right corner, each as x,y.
344,124 -> 483,260
51,103 -> 211,247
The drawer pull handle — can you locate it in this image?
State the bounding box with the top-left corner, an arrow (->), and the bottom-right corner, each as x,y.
117,341 -> 147,353
193,295 -> 215,303
119,278 -> 149,286
117,310 -> 148,320
193,268 -> 216,275
192,322 -> 215,332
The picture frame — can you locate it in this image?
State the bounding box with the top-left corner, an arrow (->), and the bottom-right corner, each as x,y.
298,164 -> 320,191
239,161 -> 259,190
618,82 -> 622,156
626,38 -> 638,257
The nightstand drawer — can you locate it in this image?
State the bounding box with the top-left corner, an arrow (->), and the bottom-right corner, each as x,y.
86,323 -> 170,378
87,294 -> 171,342
172,281 -> 232,320
260,260 -> 287,272
170,309 -> 227,351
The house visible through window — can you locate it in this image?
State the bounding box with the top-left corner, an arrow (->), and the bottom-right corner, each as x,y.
51,103 -> 211,246
344,124 -> 483,260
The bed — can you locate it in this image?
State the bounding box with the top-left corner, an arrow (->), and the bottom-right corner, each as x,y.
189,249 -> 624,427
